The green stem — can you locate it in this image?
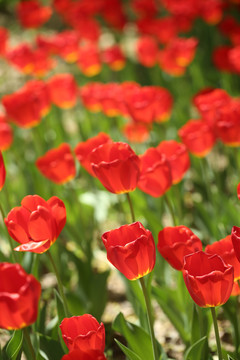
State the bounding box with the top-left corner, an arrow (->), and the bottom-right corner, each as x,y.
164,193 -> 177,226
0,202 -> 18,262
126,193 -> 135,223
23,328 -> 36,360
210,307 -> 223,360
139,277 -> 158,360
47,251 -> 70,317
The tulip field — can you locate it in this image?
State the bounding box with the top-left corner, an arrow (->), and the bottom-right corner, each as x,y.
1,0 -> 240,359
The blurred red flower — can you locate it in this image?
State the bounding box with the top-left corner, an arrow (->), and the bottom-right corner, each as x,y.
90,142 -> 141,194
16,0 -> 52,28
206,235 -> 240,281
0,113 -> 13,151
182,251 -> 234,307
6,43 -> 34,75
0,152 -> 6,191
2,80 -> 50,128
136,36 -> 159,67
102,222 -> 156,280
157,225 -> 202,270
79,82 -> 103,113
60,315 -> 105,352
156,140 -> 190,184
47,74 -> 78,109
5,195 -> 66,253
153,86 -> 173,123
178,119 -> 216,157
77,43 -> 101,77
216,99 -> 240,146
36,143 -> 76,184
101,45 -> 125,71
123,122 -> 150,143
237,183 -> 240,200
137,148 -> 172,197
0,262 -> 41,330
0,27 -> 8,56
75,133 -> 112,176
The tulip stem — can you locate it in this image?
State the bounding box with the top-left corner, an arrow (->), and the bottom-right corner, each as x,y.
210,307 -> 223,360
23,328 -> 36,360
0,202 -> 18,262
126,193 -> 135,222
139,277 -> 158,360
47,251 -> 70,317
164,193 -> 177,226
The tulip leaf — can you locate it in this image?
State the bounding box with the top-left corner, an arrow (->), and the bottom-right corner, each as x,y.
184,336 -> 207,360
54,289 -> 65,323
113,312 -> 167,360
38,334 -> 64,359
114,339 -> 142,360
228,355 -> 236,360
4,330 -> 23,360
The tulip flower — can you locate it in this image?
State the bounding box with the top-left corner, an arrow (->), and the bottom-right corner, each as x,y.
75,133 -> 112,176
123,122 -> 150,143
178,119 -> 216,157
5,195 -> 66,253
0,27 -> 8,56
47,74 -> 78,109
17,0 -> 52,28
0,262 -> 41,330
2,80 -> 50,128
90,142 -> 141,194
182,251 -> 234,307
206,235 -> 240,281
136,36 -> 159,67
77,43 -> 101,77
0,152 -> 6,191
36,143 -> 76,185
101,45 -> 125,71
60,315 -> 105,353
157,225 -> 202,270
231,226 -> 240,263
237,183 -> 240,200
102,222 -> 156,280
0,113 -> 13,151
137,148 -> 172,197
216,99 -> 240,146
156,140 -> 190,184
79,82 -> 103,112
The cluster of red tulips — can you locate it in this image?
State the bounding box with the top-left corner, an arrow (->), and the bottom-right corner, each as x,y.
1,0 -> 240,359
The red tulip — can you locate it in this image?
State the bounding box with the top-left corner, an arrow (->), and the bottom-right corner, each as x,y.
156,140 -> 190,184
60,315 -> 105,352
0,114 -> 13,151
101,45 -> 125,71
36,143 -> 76,184
237,183 -> 240,200
136,36 -> 159,67
178,119 -> 216,157
206,235 -> 240,281
90,142 -> 141,194
6,43 -> 34,75
153,86 -> 173,123
216,99 -> 240,146
102,222 -> 156,280
0,27 -> 8,56
79,82 -> 103,113
5,195 -> 66,253
2,80 -> 50,128
137,148 -> 172,197
52,30 -> 80,63
232,226 -> 240,263
77,43 -> 101,77
157,225 -> 202,270
0,152 -> 6,191
0,262 -> 41,330
74,133 -> 112,176
62,349 -> 107,360
17,0 -> 52,28
231,281 -> 240,296
47,74 -> 78,109
123,122 -> 150,143
182,251 -> 234,307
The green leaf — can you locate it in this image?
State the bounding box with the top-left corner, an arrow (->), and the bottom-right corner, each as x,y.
114,339 -> 142,360
228,355 -> 236,360
5,330 -> 23,360
54,289 -> 65,324
38,334 -> 64,360
184,336 -> 207,360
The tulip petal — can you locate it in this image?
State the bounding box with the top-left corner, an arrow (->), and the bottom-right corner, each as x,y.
14,239 -> 50,253
47,196 -> 66,236
21,195 -> 48,212
28,206 -> 54,241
